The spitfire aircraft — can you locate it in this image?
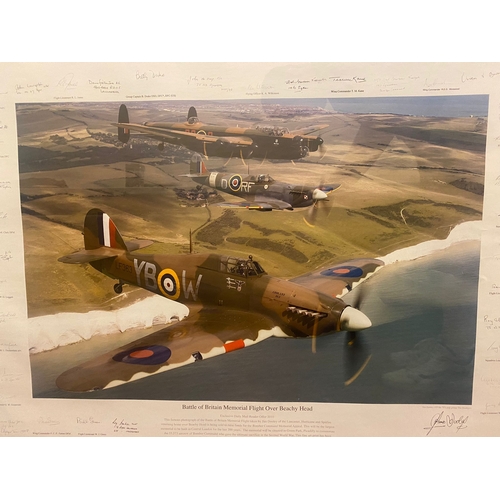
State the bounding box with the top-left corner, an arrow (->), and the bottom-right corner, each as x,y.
114,104 -> 328,160
56,209 -> 383,392
184,154 -> 340,224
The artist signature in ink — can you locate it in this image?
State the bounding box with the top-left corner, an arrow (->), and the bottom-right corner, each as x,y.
423,411 -> 469,436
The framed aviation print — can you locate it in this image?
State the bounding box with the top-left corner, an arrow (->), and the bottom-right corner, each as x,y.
1,61 -> 499,437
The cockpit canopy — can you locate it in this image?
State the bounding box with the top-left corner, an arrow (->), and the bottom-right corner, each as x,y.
220,255 -> 266,277
247,174 -> 274,183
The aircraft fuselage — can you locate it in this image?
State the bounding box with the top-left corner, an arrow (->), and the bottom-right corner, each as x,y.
190,172 -> 320,209
91,251 -> 347,338
144,120 -> 317,159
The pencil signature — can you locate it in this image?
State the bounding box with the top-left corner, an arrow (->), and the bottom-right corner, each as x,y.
57,73 -> 78,90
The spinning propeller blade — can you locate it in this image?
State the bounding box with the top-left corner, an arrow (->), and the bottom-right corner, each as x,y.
342,286 -> 374,385
303,182 -> 336,227
311,315 -> 319,354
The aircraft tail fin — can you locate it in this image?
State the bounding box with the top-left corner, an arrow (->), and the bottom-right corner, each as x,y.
190,154 -> 209,175
84,208 -> 128,251
59,209 -> 150,264
187,106 -> 198,121
117,104 -> 130,143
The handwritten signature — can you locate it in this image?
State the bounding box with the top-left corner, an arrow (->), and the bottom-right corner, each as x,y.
77,416 -> 101,425
112,417 -> 139,433
38,417 -> 60,426
136,70 -> 165,80
423,411 -> 469,435
0,370 -> 21,383
484,402 -> 500,413
57,73 -> 78,91
0,251 -> 12,261
329,76 -> 366,84
487,341 -> 500,353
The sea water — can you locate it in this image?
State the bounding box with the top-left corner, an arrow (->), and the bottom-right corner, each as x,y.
31,236 -> 480,405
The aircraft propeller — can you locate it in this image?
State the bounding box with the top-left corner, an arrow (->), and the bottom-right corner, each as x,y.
341,286 -> 373,386
312,314 -> 319,354
303,188 -> 328,227
303,181 -> 339,227
310,285 -> 373,380
316,137 -> 329,161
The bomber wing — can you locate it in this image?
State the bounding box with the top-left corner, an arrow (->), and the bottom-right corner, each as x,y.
214,136 -> 254,146
290,258 -> 384,298
113,122 -> 255,147
113,122 -> 214,142
56,307 -> 278,392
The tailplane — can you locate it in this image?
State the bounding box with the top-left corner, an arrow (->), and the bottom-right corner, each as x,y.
117,104 -> 130,143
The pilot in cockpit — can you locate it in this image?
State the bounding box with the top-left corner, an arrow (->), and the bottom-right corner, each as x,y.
257,174 -> 272,183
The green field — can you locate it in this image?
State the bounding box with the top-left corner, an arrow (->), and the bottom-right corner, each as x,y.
17,102 -> 486,317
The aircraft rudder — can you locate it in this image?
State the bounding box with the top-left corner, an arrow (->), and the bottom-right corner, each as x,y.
190,153 -> 208,175
187,106 -> 198,121
84,208 -> 127,251
117,104 -> 130,143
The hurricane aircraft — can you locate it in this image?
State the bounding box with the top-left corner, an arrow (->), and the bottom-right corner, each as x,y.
56,208 -> 383,392
184,154 -> 340,225
114,104 -> 328,160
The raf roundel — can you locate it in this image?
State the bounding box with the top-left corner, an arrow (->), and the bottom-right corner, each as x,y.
113,345 -> 172,365
158,268 -> 181,300
229,174 -> 242,192
320,265 -> 364,278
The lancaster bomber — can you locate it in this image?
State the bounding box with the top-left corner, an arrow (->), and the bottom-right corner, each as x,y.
114,104 -> 328,160
57,209 -> 383,392
184,154 -> 340,224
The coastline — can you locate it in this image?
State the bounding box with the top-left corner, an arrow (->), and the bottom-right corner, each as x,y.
378,220 -> 482,265
28,219 -> 483,354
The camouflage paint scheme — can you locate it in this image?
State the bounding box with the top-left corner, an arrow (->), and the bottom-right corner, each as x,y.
184,154 -> 340,212
57,209 -> 382,392
114,105 -> 328,160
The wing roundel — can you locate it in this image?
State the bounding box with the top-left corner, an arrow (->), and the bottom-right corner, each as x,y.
55,309 -> 278,392
290,258 -> 384,298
